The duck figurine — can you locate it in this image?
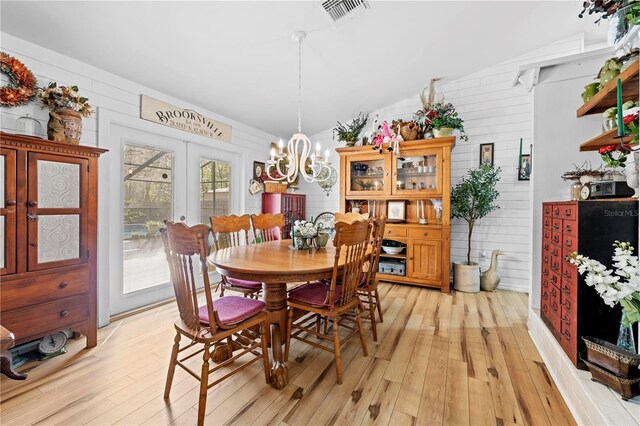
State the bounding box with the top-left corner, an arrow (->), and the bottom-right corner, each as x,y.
480,250 -> 504,292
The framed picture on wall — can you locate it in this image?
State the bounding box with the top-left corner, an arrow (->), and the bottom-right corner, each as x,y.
387,201 -> 406,221
479,143 -> 494,166
519,154 -> 531,181
253,161 -> 265,181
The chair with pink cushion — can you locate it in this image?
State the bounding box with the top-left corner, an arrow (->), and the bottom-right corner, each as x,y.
161,222 -> 270,426
250,213 -> 284,242
210,214 -> 262,298
284,220 -> 371,384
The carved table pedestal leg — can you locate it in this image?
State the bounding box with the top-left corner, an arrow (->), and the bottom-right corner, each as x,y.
263,282 -> 289,389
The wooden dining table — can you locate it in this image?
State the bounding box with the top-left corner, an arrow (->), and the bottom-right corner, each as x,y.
209,239 -> 344,390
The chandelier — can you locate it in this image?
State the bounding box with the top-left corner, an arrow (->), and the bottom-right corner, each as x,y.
267,30 -> 331,183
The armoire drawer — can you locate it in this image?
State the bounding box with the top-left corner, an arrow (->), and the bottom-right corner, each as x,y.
408,228 -> 441,239
1,266 -> 90,311
1,294 -> 89,342
384,227 -> 407,238
563,220 -> 577,238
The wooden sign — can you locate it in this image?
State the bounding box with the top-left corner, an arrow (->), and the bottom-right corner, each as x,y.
140,95 -> 232,143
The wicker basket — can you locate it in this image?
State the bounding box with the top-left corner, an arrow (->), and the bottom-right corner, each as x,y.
264,181 -> 287,194
583,336 -> 640,378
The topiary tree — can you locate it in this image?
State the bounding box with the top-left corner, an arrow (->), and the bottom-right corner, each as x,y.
451,164 -> 501,264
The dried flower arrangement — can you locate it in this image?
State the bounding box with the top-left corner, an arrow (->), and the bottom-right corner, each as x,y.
37,82 -> 93,116
561,162 -> 606,181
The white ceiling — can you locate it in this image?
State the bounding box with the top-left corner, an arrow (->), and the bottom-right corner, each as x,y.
1,1 -> 606,137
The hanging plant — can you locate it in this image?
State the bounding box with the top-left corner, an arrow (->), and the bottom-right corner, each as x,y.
0,52 -> 38,107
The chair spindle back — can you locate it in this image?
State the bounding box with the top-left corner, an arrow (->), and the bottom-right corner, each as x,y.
210,214 -> 251,250
161,222 -> 216,332
365,217 -> 386,288
328,220 -> 372,307
251,213 -> 284,242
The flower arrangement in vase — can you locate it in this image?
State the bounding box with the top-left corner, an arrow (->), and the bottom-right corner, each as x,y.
292,220 -> 326,250
568,241 -> 640,351
37,82 -> 93,144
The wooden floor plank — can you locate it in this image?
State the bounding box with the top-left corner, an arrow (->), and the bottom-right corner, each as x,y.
331,357 -> 389,426
0,286 -> 574,426
468,377 -> 497,426
443,359 -> 470,426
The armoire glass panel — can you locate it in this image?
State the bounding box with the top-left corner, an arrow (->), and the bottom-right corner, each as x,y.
38,160 -> 80,208
37,214 -> 80,263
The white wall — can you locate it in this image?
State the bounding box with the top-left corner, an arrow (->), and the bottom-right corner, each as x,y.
300,34 -> 587,292
0,32 -> 277,321
530,54 -> 608,308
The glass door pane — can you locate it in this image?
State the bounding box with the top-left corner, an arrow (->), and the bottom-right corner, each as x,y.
122,144 -> 173,294
393,149 -> 443,195
199,159 -> 231,225
346,155 -> 388,196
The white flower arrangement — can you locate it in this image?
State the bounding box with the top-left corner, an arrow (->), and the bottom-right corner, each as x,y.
568,241 -> 640,326
293,220 -> 320,238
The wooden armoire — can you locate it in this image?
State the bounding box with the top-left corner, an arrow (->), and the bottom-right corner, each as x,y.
0,132 -> 107,348
337,138 -> 454,292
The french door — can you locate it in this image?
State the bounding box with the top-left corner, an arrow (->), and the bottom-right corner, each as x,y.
108,125 -> 239,315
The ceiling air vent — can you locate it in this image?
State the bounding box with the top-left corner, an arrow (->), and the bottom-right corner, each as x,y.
321,0 -> 370,23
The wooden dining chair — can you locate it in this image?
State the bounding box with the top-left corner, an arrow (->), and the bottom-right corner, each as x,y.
284,220 -> 372,384
210,214 -> 262,298
161,222 -> 270,426
357,216 -> 386,341
335,211 -> 370,223
251,213 -> 284,242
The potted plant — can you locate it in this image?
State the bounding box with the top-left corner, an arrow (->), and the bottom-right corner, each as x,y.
430,101 -> 468,140
334,113 -> 369,147
451,164 -> 501,292
37,82 -> 93,144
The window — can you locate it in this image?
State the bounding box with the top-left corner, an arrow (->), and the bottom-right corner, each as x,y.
200,159 -> 231,224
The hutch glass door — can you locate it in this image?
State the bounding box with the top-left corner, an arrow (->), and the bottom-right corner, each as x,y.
392,149 -> 442,195
345,153 -> 390,196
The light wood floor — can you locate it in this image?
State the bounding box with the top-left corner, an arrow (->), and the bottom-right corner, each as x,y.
0,284 -> 575,426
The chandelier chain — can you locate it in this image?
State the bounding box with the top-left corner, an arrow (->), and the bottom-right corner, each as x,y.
297,35 -> 302,133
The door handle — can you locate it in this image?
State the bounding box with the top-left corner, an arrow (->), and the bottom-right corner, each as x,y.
28,200 -> 38,207
180,215 -> 186,221
27,213 -> 39,221
6,199 -> 16,206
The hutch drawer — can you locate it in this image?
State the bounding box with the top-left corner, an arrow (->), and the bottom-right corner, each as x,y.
1,265 -> 89,311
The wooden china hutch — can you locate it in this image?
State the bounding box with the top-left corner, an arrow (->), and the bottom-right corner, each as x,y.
337,138 -> 454,292
0,132 -> 106,348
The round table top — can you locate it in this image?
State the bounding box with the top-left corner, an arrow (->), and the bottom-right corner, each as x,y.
209,239 -> 339,283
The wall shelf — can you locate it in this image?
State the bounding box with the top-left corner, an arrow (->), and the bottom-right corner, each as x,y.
579,128 -> 634,152
576,60 -> 639,117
